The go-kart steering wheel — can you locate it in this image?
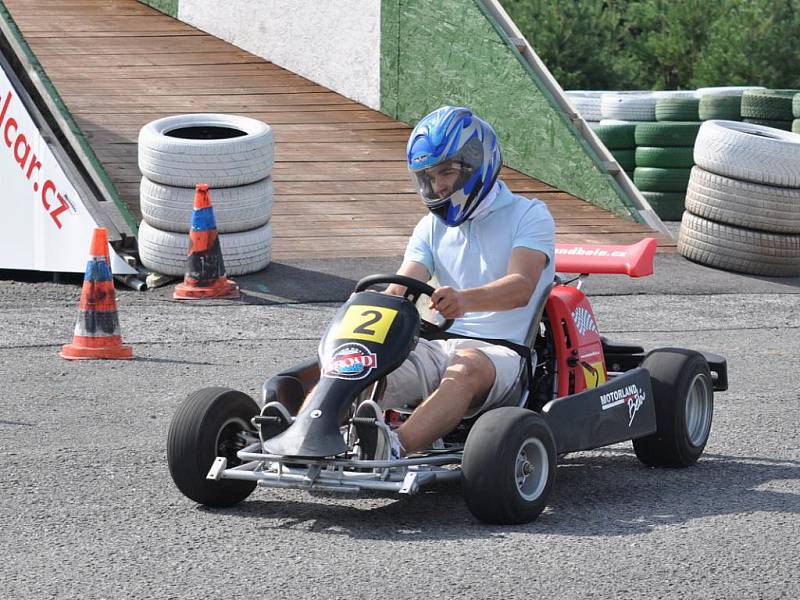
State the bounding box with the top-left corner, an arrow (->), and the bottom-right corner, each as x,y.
354,274 -> 453,333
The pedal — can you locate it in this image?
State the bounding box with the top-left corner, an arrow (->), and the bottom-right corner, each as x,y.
256,402 -> 293,444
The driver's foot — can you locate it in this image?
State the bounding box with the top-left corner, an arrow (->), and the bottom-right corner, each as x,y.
354,400 -> 403,460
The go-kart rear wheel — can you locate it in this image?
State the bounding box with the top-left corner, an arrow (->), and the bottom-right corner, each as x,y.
633,349 -> 714,467
167,387 -> 259,506
462,407 -> 556,525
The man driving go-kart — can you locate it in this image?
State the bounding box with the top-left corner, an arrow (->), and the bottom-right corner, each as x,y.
168,105 -> 726,525
297,106 -> 556,460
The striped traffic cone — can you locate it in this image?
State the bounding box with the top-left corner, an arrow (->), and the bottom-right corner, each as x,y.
60,228 -> 133,360
173,184 -> 240,300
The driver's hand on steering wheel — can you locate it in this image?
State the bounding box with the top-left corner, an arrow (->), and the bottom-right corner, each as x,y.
429,286 -> 466,319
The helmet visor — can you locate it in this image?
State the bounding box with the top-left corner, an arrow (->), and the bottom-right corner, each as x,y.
410,137 -> 482,207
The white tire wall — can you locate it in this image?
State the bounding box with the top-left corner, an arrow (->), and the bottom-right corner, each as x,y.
140,177 -> 273,233
138,113 -> 274,188
678,212 -> 800,277
138,221 -> 273,277
693,120 -> 800,188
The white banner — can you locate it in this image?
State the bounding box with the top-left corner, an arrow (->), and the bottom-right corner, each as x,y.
0,67 -> 135,274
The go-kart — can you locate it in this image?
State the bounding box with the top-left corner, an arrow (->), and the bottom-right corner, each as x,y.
167,238 -> 727,525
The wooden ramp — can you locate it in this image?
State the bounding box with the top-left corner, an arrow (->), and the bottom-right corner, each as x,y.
4,0 -> 675,259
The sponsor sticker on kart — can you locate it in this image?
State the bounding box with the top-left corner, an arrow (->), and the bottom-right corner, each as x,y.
599,383 -> 646,426
572,306 -> 598,337
324,342 -> 378,380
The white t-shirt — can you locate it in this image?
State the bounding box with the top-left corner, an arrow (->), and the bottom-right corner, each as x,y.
403,180 -> 555,345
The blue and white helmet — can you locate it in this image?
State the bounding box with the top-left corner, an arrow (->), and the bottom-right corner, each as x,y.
406,106 -> 502,226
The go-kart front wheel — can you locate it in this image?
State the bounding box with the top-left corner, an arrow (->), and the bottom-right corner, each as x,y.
462,407 -> 556,525
633,349 -> 714,467
167,387 -> 259,506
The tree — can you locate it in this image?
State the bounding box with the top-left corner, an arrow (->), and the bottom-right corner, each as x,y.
692,0 -> 800,88
501,0 -> 800,91
501,0 -> 635,90
622,0 -> 726,89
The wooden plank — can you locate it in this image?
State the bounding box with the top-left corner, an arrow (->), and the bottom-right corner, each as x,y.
27,36 -> 242,55
52,80 -> 325,96
92,141 -> 407,163
49,64 -> 300,80
31,52 -> 262,67
74,110 -> 398,128
14,17 -> 202,34
81,124 -> 411,145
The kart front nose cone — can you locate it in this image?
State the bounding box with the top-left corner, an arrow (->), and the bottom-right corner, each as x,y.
262,409 -> 347,458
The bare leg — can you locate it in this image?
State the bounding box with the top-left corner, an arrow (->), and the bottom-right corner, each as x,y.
396,349 -> 495,453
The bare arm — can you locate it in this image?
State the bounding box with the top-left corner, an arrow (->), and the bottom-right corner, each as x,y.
430,247 -> 548,319
385,260 -> 431,296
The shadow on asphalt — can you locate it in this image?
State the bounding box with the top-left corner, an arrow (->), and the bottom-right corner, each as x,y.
196,450 -> 799,539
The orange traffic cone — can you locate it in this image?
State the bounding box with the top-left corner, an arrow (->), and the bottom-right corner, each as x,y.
60,228 -> 133,360
173,184 -> 240,300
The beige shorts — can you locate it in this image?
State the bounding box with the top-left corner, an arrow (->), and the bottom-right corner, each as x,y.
380,338 -> 524,418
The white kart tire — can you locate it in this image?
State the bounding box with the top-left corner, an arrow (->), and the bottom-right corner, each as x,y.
140,177 -> 273,233
138,113 -> 274,188
600,93 -> 656,121
138,220 -> 272,276
685,167 -> 800,234
693,120 -> 800,188
678,212 -> 800,277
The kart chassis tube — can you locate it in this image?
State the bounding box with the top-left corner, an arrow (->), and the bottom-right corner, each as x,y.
211,444 -> 463,494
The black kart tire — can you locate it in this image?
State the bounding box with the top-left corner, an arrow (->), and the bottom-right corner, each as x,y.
168,387 -> 259,506
633,349 -> 713,467
462,407 -> 556,525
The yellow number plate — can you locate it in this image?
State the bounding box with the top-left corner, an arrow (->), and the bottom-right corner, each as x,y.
336,305 -> 398,344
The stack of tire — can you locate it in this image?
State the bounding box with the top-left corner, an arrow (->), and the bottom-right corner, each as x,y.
740,89 -> 799,131
679,120 -> 800,277
633,94 -> 701,221
565,91 -> 604,124
136,114 -> 274,277
590,121 -> 636,179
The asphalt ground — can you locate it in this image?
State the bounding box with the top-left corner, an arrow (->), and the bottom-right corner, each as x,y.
1,247 -> 799,599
